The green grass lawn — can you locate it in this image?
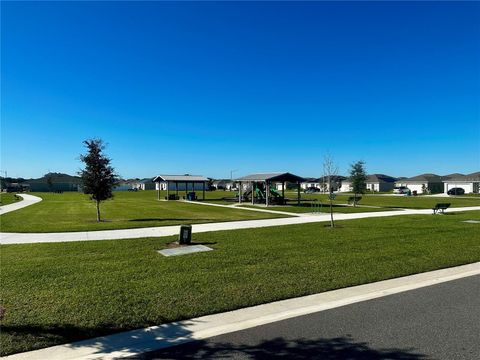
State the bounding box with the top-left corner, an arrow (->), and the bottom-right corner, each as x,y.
0,191 -> 287,233
0,193 -> 21,206
287,192 -> 480,209
1,211 -> 479,355
240,203 -> 394,213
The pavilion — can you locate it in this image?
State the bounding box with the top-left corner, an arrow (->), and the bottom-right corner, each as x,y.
236,172 -> 305,206
152,175 -> 209,201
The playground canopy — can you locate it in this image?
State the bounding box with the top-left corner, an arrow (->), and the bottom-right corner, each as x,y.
236,172 -> 305,206
152,174 -> 209,200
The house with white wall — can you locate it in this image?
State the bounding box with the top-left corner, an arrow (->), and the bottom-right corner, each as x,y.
212,179 -> 236,191
366,174 -> 397,192
443,172 -> 480,194
300,178 -> 320,190
132,178 -> 155,191
338,179 -> 352,192
395,173 -> 444,194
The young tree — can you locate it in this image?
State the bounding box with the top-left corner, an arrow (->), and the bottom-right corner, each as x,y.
349,161 -> 367,207
323,154 -> 339,228
79,139 -> 118,222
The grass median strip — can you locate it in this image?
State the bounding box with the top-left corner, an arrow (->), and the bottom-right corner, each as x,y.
0,191 -> 288,233
1,211 -> 479,356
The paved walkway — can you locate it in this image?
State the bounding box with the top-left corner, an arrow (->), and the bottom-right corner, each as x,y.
2,206 -> 480,245
4,262 -> 479,360
0,194 -> 42,215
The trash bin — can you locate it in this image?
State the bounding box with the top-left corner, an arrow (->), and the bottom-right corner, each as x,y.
187,192 -> 196,201
413,190 -> 417,196
179,225 -> 192,245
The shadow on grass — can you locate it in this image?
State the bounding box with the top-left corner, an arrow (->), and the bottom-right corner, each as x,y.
137,336 -> 427,360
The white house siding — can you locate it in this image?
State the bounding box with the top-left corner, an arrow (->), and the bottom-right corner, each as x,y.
339,182 -> 352,192
406,183 -> 425,194
366,183 -> 379,192
367,182 -> 395,192
301,182 -> 320,190
444,182 -> 474,194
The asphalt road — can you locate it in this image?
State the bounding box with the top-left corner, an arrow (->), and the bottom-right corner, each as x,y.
137,275 -> 480,360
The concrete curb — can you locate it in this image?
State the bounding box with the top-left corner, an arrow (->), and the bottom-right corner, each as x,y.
4,262 -> 479,360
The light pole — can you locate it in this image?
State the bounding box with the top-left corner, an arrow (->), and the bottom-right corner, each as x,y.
230,169 -> 238,191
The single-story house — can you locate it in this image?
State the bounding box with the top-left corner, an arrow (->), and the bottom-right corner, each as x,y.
365,174 -> 397,192
338,179 -> 352,193
299,177 -> 320,190
212,179 -> 236,191
130,178 -> 156,191
27,173 -> 82,192
114,181 -> 134,191
339,174 -> 397,193
395,173 -> 444,194
443,172 -> 480,194
297,176 -> 346,192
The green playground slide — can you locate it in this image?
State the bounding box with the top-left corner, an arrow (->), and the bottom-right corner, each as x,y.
269,185 -> 282,198
254,185 -> 265,200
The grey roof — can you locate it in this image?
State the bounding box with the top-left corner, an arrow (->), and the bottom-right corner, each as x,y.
301,177 -> 318,183
442,173 -> 466,182
153,175 -> 209,182
366,174 -> 397,183
465,172 -> 480,181
236,172 -> 305,183
212,179 -> 234,186
400,173 -> 443,183
315,175 -> 347,182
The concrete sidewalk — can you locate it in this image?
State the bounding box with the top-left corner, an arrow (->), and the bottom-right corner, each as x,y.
2,206 -> 480,245
4,262 -> 479,360
0,194 -> 42,215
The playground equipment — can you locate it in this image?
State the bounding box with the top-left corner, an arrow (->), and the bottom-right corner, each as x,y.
241,182 -> 286,205
311,199 -> 322,214
235,172 -> 305,207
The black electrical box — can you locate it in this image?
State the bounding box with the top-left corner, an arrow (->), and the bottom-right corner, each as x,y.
179,225 -> 192,245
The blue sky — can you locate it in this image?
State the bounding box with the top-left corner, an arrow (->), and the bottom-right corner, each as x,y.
2,1 -> 479,179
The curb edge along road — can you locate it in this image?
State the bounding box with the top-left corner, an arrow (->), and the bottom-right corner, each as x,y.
4,262 -> 480,360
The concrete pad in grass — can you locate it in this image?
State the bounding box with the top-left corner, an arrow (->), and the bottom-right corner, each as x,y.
462,220 -> 480,224
158,245 -> 213,257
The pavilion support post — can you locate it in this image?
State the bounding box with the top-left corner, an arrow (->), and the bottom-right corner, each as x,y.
282,182 -> 285,199
175,182 -> 178,197
166,182 -> 170,200
297,181 -> 300,205
157,182 -> 160,201
251,182 -> 254,205
266,181 -> 269,207
202,182 -> 205,200
239,182 -> 242,204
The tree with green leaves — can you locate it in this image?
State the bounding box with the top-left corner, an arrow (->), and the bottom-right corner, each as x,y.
349,160 -> 367,207
79,139 -> 118,222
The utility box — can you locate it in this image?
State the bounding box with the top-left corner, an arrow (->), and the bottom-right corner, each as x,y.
179,225 -> 192,245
